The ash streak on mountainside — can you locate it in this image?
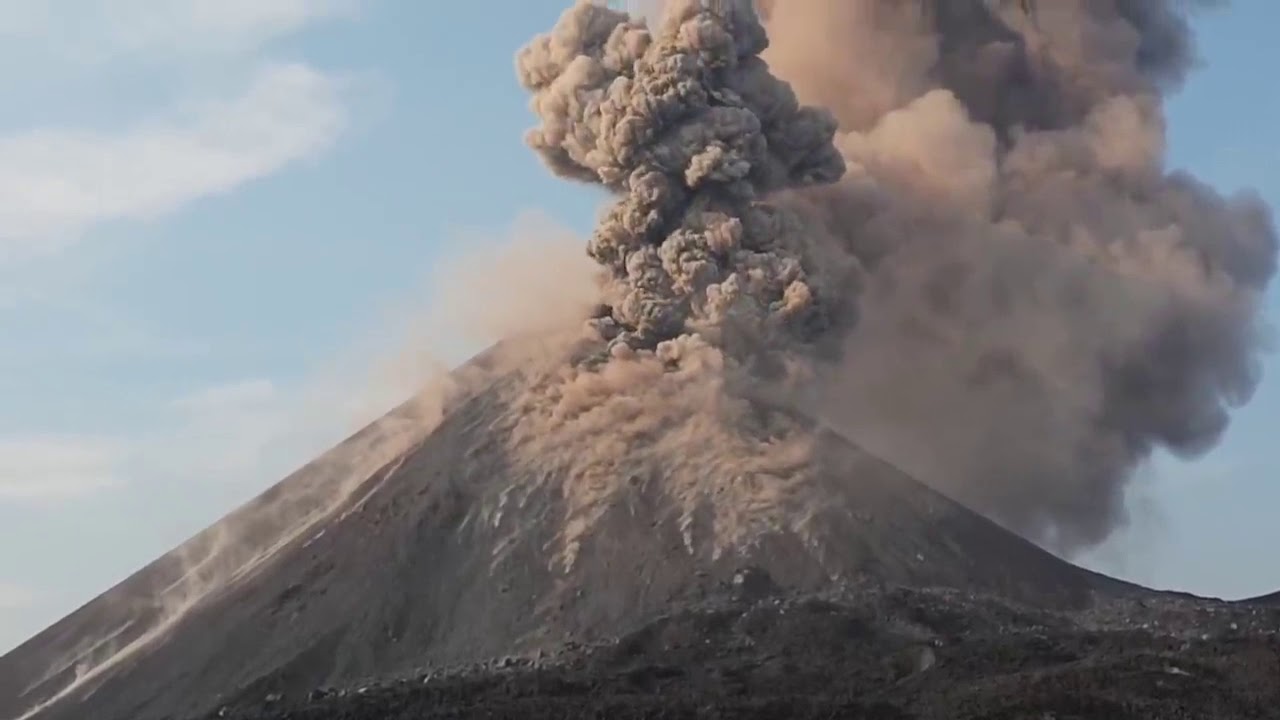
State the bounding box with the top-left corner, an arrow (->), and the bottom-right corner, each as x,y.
8,223 -> 600,720
9,387 -> 456,720
516,0 -> 1277,556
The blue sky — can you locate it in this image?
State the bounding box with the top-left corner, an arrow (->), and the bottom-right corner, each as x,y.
0,0 -> 1276,653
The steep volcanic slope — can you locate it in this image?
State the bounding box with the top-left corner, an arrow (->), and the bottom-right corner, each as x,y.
0,347 -> 512,720
0,347 -> 1137,720
0,404 -> 436,720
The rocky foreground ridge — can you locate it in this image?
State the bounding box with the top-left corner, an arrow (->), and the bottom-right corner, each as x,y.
207,577 -> 1280,720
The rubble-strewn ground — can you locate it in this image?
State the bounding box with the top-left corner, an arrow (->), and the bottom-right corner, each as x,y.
205,579 -> 1280,720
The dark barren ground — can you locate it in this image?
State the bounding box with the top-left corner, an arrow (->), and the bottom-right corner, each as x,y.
210,580 -> 1280,720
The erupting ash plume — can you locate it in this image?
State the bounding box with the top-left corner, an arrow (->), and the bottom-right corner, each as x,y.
518,0 -> 1277,554
518,0 -> 848,364
761,0 -> 1277,552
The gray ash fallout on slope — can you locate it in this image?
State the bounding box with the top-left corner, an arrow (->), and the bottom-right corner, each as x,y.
518,0 -> 1278,554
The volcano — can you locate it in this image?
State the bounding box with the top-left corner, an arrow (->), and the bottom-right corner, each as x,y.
0,341 -> 1142,720
5,0 -> 1280,718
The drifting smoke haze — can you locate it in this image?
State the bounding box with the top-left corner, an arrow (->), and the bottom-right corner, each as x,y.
761,0 -> 1277,553
517,0 -> 1277,556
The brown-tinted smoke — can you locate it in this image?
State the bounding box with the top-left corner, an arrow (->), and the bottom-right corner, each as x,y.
519,0 -> 1277,555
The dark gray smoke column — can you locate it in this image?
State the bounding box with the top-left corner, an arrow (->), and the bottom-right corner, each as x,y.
517,0 -> 846,362
761,0 -> 1278,552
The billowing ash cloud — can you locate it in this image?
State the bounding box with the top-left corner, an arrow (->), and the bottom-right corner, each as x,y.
518,0 -> 1277,555
516,0 -> 847,362
762,0 -> 1276,552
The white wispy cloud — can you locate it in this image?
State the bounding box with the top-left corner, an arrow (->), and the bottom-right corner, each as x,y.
123,216 -> 580,492
0,0 -> 365,659
0,0 -> 354,62
0,435 -> 124,502
0,1 -> 357,504
95,0 -> 354,54
0,373 -> 372,504
172,379 -> 278,413
0,0 -> 354,262
0,583 -> 38,611
161,379 -> 294,482
117,372 -> 390,492
0,63 -> 346,257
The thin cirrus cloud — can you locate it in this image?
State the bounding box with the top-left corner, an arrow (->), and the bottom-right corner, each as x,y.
0,2 -> 364,655
171,379 -> 279,414
121,374 -> 378,498
0,0 -> 355,61
0,435 -> 123,502
0,583 -> 37,611
92,0 -> 355,55
0,62 -> 347,257
0,1 -> 356,504
0,379 -> 322,503
0,0 -> 354,259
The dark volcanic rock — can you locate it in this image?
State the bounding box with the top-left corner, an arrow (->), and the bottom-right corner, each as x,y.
202,586 -> 1280,720
0,350 -> 1146,720
1244,591 -> 1280,607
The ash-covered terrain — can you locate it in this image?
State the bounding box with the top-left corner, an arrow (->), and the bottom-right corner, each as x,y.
3,1 -> 1279,719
